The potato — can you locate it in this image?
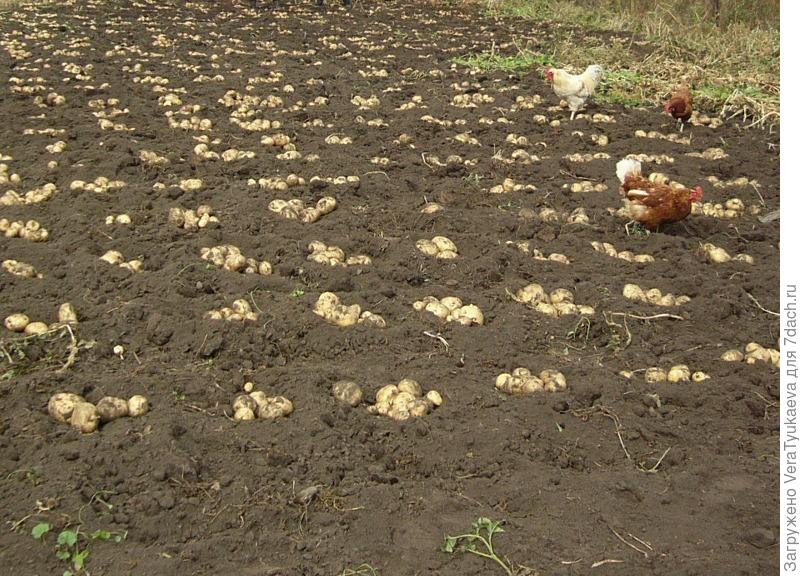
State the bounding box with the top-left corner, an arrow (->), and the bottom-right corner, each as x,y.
333,380 -> 363,407
549,289 -> 574,304
249,390 -> 270,410
128,395 -> 149,417
397,378 -> 422,397
4,313 -> 29,332
440,297 -> 462,311
721,349 -> 744,362
691,371 -> 710,382
645,367 -> 667,383
416,239 -> 439,256
70,402 -> 100,433
358,311 -> 386,328
623,284 -> 645,300
100,250 -> 124,265
233,394 -> 257,413
375,384 -> 399,405
48,392 -> 84,423
424,301 -> 450,320
516,283 -> 546,304
408,399 -> 430,418
24,322 -> 50,335
96,396 -> 129,423
257,396 -> 293,419
540,370 -> 567,392
234,406 -> 256,421
431,236 -> 456,252
58,303 -> 78,325
534,302 -> 558,317
451,304 -> 484,326
667,364 -> 691,383
425,390 -> 443,406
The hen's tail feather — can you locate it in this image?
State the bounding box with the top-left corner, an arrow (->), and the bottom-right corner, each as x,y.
616,158 -> 642,183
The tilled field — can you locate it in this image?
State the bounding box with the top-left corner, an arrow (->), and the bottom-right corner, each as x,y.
0,1 -> 780,575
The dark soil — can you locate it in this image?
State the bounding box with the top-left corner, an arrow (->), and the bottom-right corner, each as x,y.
0,1 -> 779,575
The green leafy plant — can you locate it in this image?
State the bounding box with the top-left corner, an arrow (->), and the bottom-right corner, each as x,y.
444,517 -> 515,575
290,288 -> 305,298
31,522 -> 126,575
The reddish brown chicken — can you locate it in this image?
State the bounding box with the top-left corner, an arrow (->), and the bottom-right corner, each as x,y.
664,86 -> 693,132
616,158 -> 703,231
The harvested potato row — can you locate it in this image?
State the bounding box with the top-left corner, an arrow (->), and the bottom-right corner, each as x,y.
566,181 -> 608,193
513,283 -> 594,317
178,178 -> 204,192
48,392 -> 148,434
351,94 -> 380,109
506,241 -> 570,264
367,378 -> 442,421
625,153 -> 673,165
623,284 -> 690,307
619,365 -> 710,383
721,342 -> 779,367
325,134 -> 353,145
706,176 -> 759,188
505,133 -> 530,146
260,133 -> 293,148
518,206 -> 590,226
100,251 -> 143,273
420,114 -> 465,128
307,241 -> 371,267
495,367 -> 567,395
168,205 -> 218,229
590,241 -> 654,264
0,219 -> 48,242
2,259 -> 42,278
700,242 -> 753,264
564,152 -> 610,162
452,93 -> 494,107
4,303 -> 77,335
686,147 -> 728,161
0,183 -> 57,206
45,141 -> 67,154
491,149 -> 539,165
232,388 -> 293,421
511,94 -> 541,110
206,299 -> 259,322
416,236 -> 458,259
413,296 -> 484,326
269,196 -> 337,223
165,113 -> 212,131
453,132 -> 480,146
634,129 -> 691,145
691,198 -> 758,219
313,292 -> 386,328
70,177 -> 125,194
248,174 -> 305,191
201,245 -> 272,275
489,177 -> 536,194
422,154 -> 478,168
309,175 -> 360,186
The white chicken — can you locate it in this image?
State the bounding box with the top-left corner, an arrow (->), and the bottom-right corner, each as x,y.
545,64 -> 604,120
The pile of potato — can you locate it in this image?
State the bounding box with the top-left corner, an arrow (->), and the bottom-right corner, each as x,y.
623,284 -> 691,307
0,219 -> 48,242
2,260 -> 42,278
325,134 -> 353,145
313,292 -> 386,328
351,94 -> 380,109
700,242 -> 753,264
166,113 -> 212,131
492,149 -> 539,165
205,299 -> 259,322
0,183 -> 57,206
619,365 -> 710,383
566,181 -> 608,193
168,205 -> 218,229
519,206 -> 590,226
248,174 -> 305,191
232,387 -> 293,421
201,245 -> 272,275
260,133 -> 293,148
4,303 -> 77,335
413,296 -> 484,325
591,241 -> 654,264
692,198 -> 752,219
495,368 -> 567,395
564,152 -> 611,163
454,132 -> 480,146
105,214 -> 132,226
139,150 -> 169,166
308,175 -> 361,187
506,241 -> 570,264
489,177 -> 536,194
513,283 -> 595,317
416,236 -> 458,259
178,178 -> 204,192
367,378 -> 442,421
100,251 -> 143,273
452,93 -> 494,107
307,241 -> 371,267
45,141 -> 67,154
70,177 -> 125,194
721,342 -> 780,367
706,176 -> 758,188
268,196 -> 337,223
625,153 -> 673,165
48,392 -> 149,434
511,94 -> 541,110
0,163 -> 21,185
